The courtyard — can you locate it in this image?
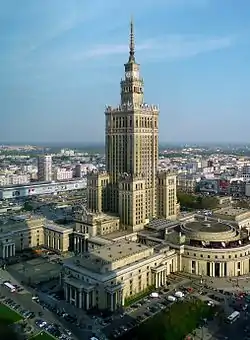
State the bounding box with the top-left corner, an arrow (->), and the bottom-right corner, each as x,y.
9,257 -> 61,284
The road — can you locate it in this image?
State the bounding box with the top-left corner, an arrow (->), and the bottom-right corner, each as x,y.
0,269 -> 100,340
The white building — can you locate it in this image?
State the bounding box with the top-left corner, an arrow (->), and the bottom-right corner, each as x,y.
37,155 -> 52,182
54,168 -> 73,181
0,174 -> 30,187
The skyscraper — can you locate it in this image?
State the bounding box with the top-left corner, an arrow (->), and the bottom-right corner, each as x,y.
37,154 -> 52,182
87,19 -> 178,232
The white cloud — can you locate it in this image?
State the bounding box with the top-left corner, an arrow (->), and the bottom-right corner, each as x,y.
75,34 -> 234,62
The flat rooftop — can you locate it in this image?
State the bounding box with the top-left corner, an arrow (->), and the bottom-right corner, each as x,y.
214,207 -> 250,217
65,241 -> 152,273
88,240 -> 149,263
45,223 -> 73,233
183,221 -> 232,233
102,230 -> 136,240
0,213 -> 44,226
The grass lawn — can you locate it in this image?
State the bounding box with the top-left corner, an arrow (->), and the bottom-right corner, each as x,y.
0,303 -> 22,324
30,332 -> 56,340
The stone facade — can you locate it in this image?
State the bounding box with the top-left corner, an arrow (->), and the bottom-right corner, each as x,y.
0,216 -> 73,259
85,19 -> 178,232
61,241 -> 177,311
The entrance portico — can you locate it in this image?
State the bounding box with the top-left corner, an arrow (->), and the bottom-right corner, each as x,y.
1,242 -> 15,259
151,265 -> 167,288
64,277 -> 94,310
105,283 -> 124,312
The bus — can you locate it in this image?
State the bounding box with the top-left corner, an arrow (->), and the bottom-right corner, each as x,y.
226,311 -> 240,324
3,281 -> 16,293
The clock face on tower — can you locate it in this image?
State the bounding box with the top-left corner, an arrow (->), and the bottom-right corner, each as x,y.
125,71 -> 139,79
125,71 -> 131,78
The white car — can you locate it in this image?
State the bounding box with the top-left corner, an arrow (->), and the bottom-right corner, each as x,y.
167,295 -> 177,302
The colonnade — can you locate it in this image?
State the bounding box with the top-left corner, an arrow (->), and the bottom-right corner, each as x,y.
64,283 -> 92,310
107,290 -> 123,312
2,244 -> 15,259
155,269 -> 167,288
74,236 -> 88,253
46,235 -> 61,250
64,282 -> 123,311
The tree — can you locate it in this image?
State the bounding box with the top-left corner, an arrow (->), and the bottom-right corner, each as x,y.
23,201 -> 33,211
177,193 -> 218,210
0,319 -> 18,340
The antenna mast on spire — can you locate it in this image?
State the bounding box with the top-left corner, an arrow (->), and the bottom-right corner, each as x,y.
129,16 -> 135,62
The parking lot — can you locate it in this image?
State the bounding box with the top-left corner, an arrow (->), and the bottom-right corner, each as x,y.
4,264 -> 250,340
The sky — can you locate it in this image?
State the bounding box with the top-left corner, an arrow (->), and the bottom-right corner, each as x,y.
1,0 -> 250,144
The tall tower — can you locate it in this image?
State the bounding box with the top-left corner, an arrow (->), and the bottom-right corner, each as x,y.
105,18 -> 159,230
37,155 -> 52,182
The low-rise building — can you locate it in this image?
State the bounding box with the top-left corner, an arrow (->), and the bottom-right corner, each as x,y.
0,179 -> 87,199
0,214 -> 73,258
213,207 -> 250,229
43,224 -> 73,252
61,240 -> 177,311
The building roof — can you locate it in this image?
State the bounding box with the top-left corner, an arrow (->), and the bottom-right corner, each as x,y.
44,223 -> 73,233
88,240 -> 149,263
66,240 -> 152,274
183,221 -> 232,233
214,207 -> 250,218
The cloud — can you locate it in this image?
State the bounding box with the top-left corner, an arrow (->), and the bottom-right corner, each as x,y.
74,34 -> 235,62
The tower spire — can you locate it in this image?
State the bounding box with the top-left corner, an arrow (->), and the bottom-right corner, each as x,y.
129,16 -> 135,62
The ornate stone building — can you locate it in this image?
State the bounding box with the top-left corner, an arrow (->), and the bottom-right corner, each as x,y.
84,19 -> 178,234
0,214 -> 73,259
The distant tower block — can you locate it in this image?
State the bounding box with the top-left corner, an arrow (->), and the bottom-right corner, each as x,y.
37,154 -> 52,182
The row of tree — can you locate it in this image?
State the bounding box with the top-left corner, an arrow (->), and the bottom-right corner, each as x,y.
135,300 -> 214,340
177,192 -> 218,210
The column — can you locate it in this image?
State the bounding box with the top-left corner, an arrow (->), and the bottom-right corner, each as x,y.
86,293 -> 90,310
65,284 -> 68,301
74,237 -> 77,252
121,290 -> 125,306
12,244 -> 15,257
2,246 -> 5,259
155,273 -> 158,288
75,291 -> 78,307
79,291 -> 82,309
110,293 -> 114,312
220,263 -> 224,277
69,286 -> 72,302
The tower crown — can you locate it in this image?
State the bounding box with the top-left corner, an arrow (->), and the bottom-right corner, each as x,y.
120,18 -> 144,106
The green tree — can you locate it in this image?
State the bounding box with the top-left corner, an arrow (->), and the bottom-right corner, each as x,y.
23,202 -> 33,211
0,319 -> 18,339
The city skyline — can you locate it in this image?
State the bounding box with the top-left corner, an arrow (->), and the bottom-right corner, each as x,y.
1,0 -> 250,143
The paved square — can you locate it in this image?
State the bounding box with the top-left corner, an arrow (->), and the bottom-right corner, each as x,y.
10,257 -> 61,284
